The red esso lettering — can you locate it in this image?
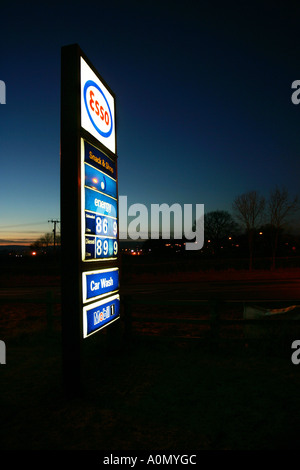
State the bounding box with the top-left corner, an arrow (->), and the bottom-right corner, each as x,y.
89,89 -> 109,126
89,90 -> 95,111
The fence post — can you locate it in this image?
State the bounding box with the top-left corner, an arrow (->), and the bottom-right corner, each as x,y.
123,295 -> 132,344
46,291 -> 54,332
210,299 -> 220,348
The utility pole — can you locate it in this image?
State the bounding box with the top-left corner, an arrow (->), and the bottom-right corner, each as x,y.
48,219 -> 60,250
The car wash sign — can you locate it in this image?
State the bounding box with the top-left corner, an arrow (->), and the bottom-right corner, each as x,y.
60,43 -> 120,366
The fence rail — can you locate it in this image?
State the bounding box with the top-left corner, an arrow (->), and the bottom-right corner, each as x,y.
1,291 -> 300,344
121,295 -> 300,345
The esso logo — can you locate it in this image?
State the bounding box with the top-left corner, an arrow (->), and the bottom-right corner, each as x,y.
83,80 -> 113,138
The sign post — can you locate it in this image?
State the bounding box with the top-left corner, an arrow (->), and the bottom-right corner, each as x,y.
60,44 -> 119,396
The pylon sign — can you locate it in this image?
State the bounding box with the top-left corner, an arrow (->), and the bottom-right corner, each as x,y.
60,44 -> 119,393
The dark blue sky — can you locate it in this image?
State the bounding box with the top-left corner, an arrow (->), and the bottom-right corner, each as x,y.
1,1 -> 300,244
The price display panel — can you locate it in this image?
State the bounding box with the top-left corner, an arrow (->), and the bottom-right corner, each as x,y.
81,139 -> 118,261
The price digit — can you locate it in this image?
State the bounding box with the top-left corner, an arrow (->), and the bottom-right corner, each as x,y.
96,217 -> 102,234
96,239 -> 102,256
113,221 -> 117,236
103,218 -> 108,234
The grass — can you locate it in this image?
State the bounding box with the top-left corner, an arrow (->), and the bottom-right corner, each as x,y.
1,324 -> 300,451
1,266 -> 300,451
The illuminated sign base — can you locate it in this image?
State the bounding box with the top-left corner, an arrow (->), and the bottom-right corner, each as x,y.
83,294 -> 120,338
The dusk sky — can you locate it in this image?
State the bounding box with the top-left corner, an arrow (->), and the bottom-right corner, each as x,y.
1,1 -> 300,245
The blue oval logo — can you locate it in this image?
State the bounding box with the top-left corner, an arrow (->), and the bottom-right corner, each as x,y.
83,80 -> 113,138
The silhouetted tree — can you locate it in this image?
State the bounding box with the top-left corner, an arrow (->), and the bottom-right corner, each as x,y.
204,210 -> 238,255
31,232 -> 61,251
267,186 -> 299,270
232,191 -> 265,270
39,233 -> 53,247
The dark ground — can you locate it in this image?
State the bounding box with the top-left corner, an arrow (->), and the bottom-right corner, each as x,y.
2,330 -> 300,452
1,259 -> 300,453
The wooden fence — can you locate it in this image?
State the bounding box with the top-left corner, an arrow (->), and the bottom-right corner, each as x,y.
1,291 -> 300,348
121,295 -> 300,348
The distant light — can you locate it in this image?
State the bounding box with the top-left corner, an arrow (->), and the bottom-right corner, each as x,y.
32,252 -> 37,256
228,236 -> 232,240
259,232 -> 263,235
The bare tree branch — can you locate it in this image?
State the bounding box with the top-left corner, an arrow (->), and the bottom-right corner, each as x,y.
268,186 -> 299,229
232,190 -> 265,270
267,186 -> 299,270
232,190 -> 265,231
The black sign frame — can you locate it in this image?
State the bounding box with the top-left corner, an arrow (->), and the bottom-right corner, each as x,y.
60,44 -> 119,396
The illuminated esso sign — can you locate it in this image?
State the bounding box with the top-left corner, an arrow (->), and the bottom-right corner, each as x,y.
81,57 -> 115,153
83,81 -> 113,138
